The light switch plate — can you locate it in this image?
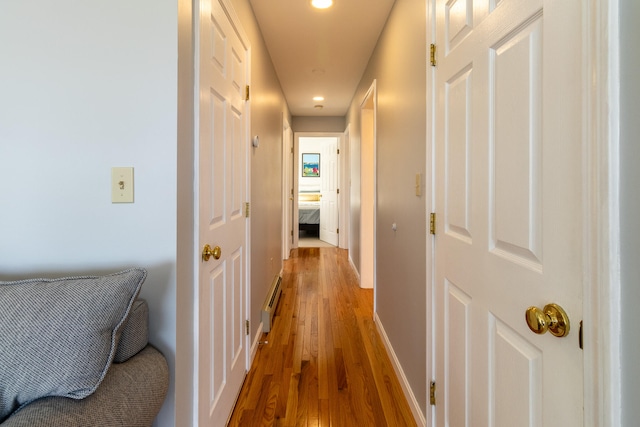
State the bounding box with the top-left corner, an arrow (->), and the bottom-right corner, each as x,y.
111,167 -> 134,203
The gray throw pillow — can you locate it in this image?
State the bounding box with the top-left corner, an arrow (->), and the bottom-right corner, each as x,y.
0,268 -> 147,422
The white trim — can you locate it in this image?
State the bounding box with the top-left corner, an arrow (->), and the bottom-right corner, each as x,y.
282,117 -> 293,260
426,0 -> 436,425
359,80 -> 377,299
375,313 -> 427,427
583,0 -> 621,426
340,125 -> 351,250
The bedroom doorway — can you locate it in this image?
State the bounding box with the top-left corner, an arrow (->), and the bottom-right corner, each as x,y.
293,133 -> 342,248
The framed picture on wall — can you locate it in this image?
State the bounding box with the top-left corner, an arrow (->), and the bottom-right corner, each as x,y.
302,153 -> 320,177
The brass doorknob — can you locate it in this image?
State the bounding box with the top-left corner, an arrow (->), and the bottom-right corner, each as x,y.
202,244 -> 222,261
525,303 -> 570,337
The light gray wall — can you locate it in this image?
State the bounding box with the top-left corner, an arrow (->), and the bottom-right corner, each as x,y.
292,116 -> 346,133
0,2 -> 178,425
619,0 -> 639,424
230,0 -> 291,341
345,0 -> 427,416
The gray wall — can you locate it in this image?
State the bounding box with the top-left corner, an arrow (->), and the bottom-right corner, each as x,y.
346,0 -> 428,416
619,0 -> 639,424
230,0 -> 291,342
292,116 -> 346,133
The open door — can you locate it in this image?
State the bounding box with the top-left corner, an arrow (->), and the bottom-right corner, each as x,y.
433,0 -> 584,425
196,0 -> 250,424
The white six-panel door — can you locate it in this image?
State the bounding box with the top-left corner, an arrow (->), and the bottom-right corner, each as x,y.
434,0 -> 584,425
197,0 -> 249,424
320,137 -> 339,246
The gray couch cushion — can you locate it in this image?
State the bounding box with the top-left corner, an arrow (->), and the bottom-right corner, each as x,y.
113,299 -> 148,363
0,268 -> 147,422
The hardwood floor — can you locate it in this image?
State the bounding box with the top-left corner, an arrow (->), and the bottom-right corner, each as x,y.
229,247 -> 417,427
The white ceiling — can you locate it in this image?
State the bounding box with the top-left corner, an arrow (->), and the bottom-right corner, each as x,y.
249,0 -> 396,117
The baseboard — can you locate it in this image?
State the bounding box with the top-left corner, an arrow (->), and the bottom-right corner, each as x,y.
248,321 -> 264,367
374,313 -> 427,427
348,255 -> 360,284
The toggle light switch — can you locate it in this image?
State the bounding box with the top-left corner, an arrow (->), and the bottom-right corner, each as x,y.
111,167 -> 134,203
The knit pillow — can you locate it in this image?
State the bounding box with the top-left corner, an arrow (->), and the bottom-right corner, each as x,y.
0,268 -> 146,422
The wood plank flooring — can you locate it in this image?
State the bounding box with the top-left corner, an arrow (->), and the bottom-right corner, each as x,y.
228,247 -> 417,427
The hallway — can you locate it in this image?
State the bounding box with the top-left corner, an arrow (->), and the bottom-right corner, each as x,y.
229,248 -> 416,426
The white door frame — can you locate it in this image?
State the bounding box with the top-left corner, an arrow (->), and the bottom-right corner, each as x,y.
359,81 -> 377,293
282,117 -> 293,259
340,125 -> 351,250
424,0 -> 621,425
292,131 -> 344,248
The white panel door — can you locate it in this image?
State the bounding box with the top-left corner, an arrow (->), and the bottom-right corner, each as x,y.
197,0 -> 248,424
320,137 -> 339,246
434,0 -> 583,426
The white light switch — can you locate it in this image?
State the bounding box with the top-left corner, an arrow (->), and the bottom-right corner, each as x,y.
415,173 -> 422,196
111,167 -> 134,203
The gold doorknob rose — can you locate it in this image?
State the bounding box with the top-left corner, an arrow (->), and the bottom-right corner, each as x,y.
202,244 -> 222,261
525,303 -> 570,337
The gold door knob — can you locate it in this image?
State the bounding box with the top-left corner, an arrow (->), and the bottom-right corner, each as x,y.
202,244 -> 222,261
525,303 -> 570,337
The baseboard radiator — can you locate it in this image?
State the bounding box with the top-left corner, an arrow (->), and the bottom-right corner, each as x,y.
261,274 -> 282,333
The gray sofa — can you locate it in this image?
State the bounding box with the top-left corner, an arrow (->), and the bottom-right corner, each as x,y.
0,269 -> 169,426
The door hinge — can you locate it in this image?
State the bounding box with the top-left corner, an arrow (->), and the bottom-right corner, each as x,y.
337,188 -> 340,194
337,148 -> 340,154
245,320 -> 250,336
429,213 -> 436,235
244,202 -> 250,218
337,228 -> 339,234
291,230 -> 294,236
244,85 -> 250,101
430,44 -> 437,67
291,146 -> 294,154
430,381 -> 436,405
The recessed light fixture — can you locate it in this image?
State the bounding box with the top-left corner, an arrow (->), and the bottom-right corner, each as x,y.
313,96 -> 325,102
311,0 -> 333,9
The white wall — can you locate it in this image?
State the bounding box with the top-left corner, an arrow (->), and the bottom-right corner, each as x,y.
619,0 -> 640,423
292,116 -> 346,133
0,2 -> 178,426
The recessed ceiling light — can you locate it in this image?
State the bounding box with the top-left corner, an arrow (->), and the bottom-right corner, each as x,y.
313,96 -> 324,101
311,0 -> 333,9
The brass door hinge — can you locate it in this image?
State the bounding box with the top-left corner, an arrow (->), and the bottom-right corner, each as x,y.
429,213 -> 436,235
245,85 -> 250,101
337,228 -> 339,234
337,188 -> 340,194
245,320 -> 250,336
430,44 -> 437,67
337,148 -> 340,154
244,202 -> 250,218
430,381 -> 436,405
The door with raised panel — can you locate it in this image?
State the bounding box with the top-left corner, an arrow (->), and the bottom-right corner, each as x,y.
433,0 -> 584,425
197,0 -> 249,424
320,137 -> 339,246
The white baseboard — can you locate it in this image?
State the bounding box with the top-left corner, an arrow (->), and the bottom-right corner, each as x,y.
348,255 -> 360,284
248,321 -> 264,368
374,313 -> 426,427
